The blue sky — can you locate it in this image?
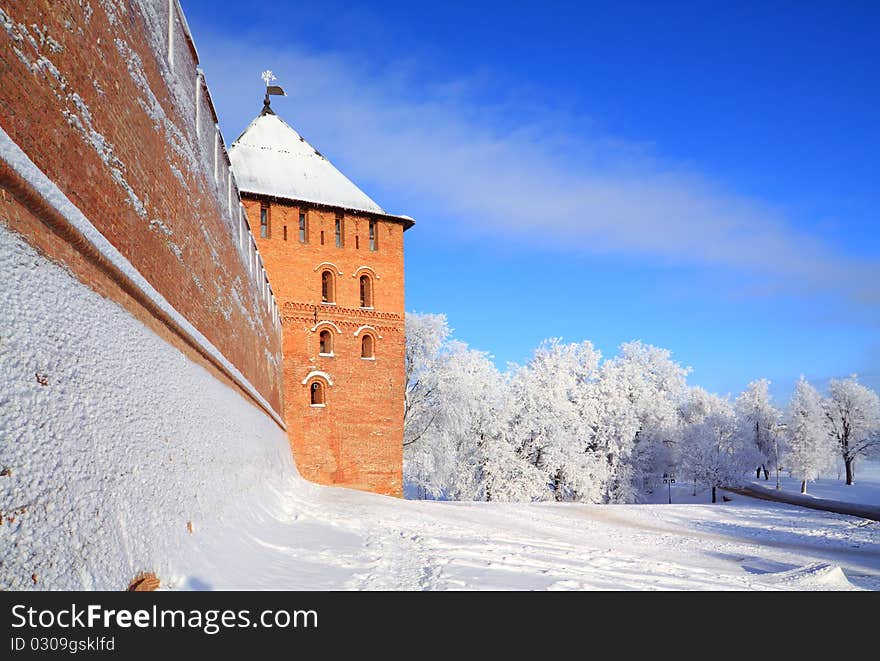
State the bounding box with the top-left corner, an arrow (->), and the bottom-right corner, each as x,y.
180,0 -> 880,400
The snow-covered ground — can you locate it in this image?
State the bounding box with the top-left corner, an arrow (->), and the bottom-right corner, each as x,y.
746,461 -> 880,507
0,224 -> 291,590
637,461 -> 880,509
173,476 -> 879,591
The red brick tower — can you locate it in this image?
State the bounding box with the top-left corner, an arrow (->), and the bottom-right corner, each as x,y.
229,90 -> 414,496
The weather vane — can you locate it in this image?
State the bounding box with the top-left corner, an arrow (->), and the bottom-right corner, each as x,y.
260,69 -> 286,115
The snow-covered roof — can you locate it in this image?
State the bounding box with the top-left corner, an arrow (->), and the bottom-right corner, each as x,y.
230,111 -> 399,221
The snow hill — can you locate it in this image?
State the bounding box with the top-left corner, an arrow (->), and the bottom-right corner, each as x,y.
2,225 -> 878,591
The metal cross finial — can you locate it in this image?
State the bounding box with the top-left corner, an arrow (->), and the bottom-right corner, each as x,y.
261,69 -> 276,86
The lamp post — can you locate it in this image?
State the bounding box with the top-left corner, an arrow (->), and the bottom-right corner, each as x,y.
772,423 -> 787,490
662,473 -> 675,504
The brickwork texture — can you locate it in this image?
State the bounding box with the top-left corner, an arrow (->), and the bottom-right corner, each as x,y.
244,197 -> 407,496
0,0 -> 283,415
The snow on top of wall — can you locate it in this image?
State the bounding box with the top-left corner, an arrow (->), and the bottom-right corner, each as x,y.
229,112 -> 385,215
0,126 -> 284,428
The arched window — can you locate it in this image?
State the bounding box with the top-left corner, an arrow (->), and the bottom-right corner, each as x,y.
321,270 -> 335,303
319,329 -> 333,355
361,334 -> 374,359
359,274 -> 373,308
310,381 -> 325,406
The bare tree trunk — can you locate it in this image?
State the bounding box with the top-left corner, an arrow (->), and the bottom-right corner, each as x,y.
553,471 -> 564,502
845,457 -> 855,485
756,467 -> 761,479
763,465 -> 769,480
712,486 -> 717,503
801,479 -> 807,494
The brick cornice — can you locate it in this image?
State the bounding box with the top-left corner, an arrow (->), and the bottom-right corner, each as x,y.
240,191 -> 415,231
283,315 -> 402,334
281,300 -> 403,323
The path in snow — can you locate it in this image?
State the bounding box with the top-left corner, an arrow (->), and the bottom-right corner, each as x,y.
722,485 -> 880,522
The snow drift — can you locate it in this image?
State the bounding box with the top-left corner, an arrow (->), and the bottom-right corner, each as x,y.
0,224 -> 293,590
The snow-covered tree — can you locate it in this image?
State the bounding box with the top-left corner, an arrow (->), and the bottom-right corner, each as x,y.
435,342 -> 508,500
680,389 -> 755,502
823,376 -> 880,485
403,310 -> 877,505
479,426 -> 547,502
505,338 -> 606,502
403,312 -> 513,500
677,386 -> 713,495
588,341 -> 689,502
403,312 -> 450,496
404,312 -> 451,451
784,377 -> 835,494
735,379 -> 781,481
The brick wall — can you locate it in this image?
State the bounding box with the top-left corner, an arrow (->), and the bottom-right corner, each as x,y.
0,0 -> 283,415
244,197 -> 407,496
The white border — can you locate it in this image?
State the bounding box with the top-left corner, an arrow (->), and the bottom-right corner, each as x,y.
311,320 -> 343,334
351,265 -> 379,279
353,324 -> 383,339
301,370 -> 334,386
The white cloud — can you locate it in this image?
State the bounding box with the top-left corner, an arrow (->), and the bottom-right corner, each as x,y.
198,33 -> 878,300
